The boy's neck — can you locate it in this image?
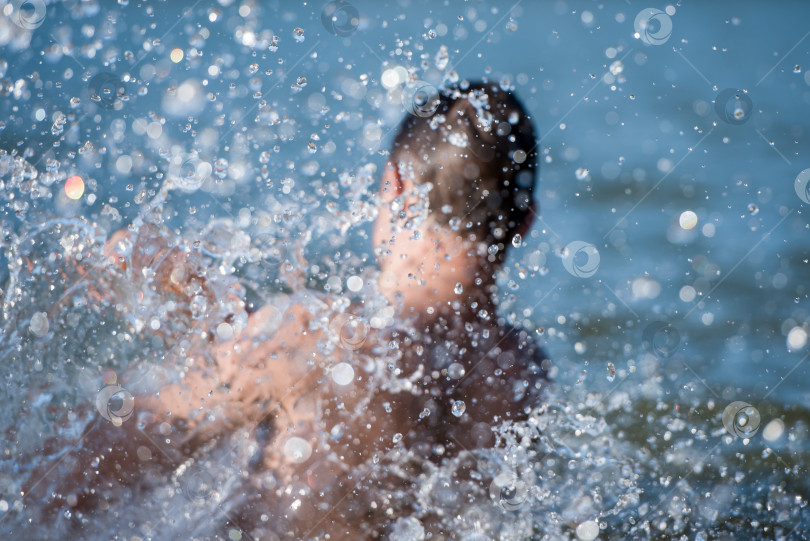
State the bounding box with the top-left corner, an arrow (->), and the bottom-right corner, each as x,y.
377,222 -> 500,324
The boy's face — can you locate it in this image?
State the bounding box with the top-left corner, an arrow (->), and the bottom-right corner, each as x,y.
372,163 -> 410,275
372,162 -> 475,292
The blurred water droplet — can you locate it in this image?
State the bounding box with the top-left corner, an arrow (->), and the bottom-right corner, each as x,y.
447,362 -> 465,379
747,203 -> 759,215
794,65 -> 801,74
332,362 -> 354,385
435,45 -> 449,70
346,275 -> 363,292
30,312 -> 49,337
216,322 -> 234,341
575,520 -> 599,541
392,433 -> 403,443
283,436 -> 312,463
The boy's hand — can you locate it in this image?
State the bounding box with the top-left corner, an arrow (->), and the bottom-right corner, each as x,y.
103,224 -> 246,339
103,224 -> 207,300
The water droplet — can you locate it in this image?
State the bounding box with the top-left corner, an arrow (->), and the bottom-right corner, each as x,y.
451,400 -> 466,417
293,28 -> 305,43
747,203 -> 759,215
64,175 -> 85,200
435,45 -> 449,70
606,362 -> 616,382
332,362 -> 354,385
794,65 -> 802,74
346,275 -> 363,292
216,322 -> 234,341
283,437 -> 312,463
512,234 -> 522,248
454,282 -> 463,295
30,312 -> 49,337
214,158 -> 228,180
392,433 -> 403,443
575,167 -> 590,181
447,363 -> 466,379
679,210 -> 698,230
575,520 -> 600,541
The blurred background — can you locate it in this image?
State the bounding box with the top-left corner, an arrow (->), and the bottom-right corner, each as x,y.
1,0 -> 809,538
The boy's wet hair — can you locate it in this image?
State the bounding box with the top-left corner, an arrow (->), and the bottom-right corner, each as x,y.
390,81 -> 538,258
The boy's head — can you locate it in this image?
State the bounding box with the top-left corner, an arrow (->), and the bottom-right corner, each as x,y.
375,81 -> 538,269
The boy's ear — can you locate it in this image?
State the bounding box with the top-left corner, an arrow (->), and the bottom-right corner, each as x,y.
515,200 -> 536,238
379,162 -> 403,202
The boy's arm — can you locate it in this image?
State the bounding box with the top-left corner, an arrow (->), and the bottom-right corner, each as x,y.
22,299 -> 321,515
103,225 -> 328,434
23,228 -> 323,514
137,300 -> 321,441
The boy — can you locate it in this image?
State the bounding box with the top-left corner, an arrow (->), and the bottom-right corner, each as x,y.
24,81 -> 547,539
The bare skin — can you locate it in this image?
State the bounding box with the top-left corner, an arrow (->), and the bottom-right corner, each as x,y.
22,162 -> 545,539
